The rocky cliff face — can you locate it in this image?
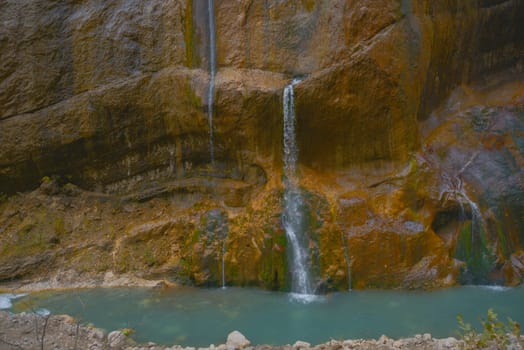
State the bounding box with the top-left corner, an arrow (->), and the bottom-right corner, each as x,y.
0,0 -> 523,290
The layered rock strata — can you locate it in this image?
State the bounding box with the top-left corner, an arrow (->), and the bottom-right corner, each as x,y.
0,0 -> 523,289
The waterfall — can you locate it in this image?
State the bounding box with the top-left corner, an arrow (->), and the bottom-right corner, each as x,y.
453,177 -> 484,246
282,79 -> 314,299
459,190 -> 482,247
207,0 -> 216,164
221,240 -> 226,289
451,176 -> 494,283
341,232 -> 352,291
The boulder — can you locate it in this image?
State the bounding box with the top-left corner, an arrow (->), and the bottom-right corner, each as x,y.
293,341 -> 311,349
108,330 -> 127,349
226,331 -> 251,349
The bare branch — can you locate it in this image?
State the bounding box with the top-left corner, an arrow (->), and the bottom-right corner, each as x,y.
39,315 -> 49,350
73,321 -> 80,350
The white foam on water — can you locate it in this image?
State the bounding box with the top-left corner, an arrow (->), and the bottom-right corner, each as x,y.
0,293 -> 27,310
36,308 -> 51,316
288,292 -> 325,304
479,285 -> 512,292
0,296 -> 10,309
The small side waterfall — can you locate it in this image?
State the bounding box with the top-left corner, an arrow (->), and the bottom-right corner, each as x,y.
282,79 -> 314,299
341,232 -> 352,291
453,177 -> 484,248
206,209 -> 228,289
459,190 -> 483,247
449,176 -> 494,284
206,0 -> 217,164
221,240 -> 226,289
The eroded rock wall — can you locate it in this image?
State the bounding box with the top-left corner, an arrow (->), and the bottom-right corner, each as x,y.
0,0 -> 523,290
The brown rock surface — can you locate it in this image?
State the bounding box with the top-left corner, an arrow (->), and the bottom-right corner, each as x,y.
0,0 -> 523,290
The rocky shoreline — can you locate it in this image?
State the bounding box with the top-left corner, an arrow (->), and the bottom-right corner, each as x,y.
0,310 -> 459,350
0,270 -> 173,293
1,310 -> 523,350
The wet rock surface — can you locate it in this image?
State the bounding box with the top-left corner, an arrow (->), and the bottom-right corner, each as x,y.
2,0 -> 522,192
0,0 -> 523,290
0,75 -> 523,291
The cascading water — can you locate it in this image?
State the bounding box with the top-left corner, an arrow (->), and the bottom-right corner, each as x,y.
282,79 -> 314,299
207,0 -> 227,289
206,209 -> 228,289
448,176 -> 494,284
451,177 -> 484,247
341,232 -> 352,291
206,0 -> 216,164
459,191 -> 482,246
221,240 -> 226,289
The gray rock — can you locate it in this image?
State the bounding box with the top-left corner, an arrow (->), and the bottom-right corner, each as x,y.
92,328 -> 106,340
511,255 -> 524,271
436,337 -> 458,349
378,335 -> 389,344
293,341 -> 311,349
108,330 -> 127,348
226,331 -> 251,349
505,334 -> 523,350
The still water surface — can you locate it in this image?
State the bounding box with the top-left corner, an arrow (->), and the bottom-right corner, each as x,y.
7,285 -> 524,346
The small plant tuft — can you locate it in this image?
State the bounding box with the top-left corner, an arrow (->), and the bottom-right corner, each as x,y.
41,176 -> 52,184
457,308 -> 521,349
121,328 -> 134,337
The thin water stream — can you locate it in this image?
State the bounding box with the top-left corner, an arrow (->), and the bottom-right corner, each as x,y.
221,240 -> 226,289
341,232 -> 352,291
206,0 -> 217,164
282,79 -> 313,299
